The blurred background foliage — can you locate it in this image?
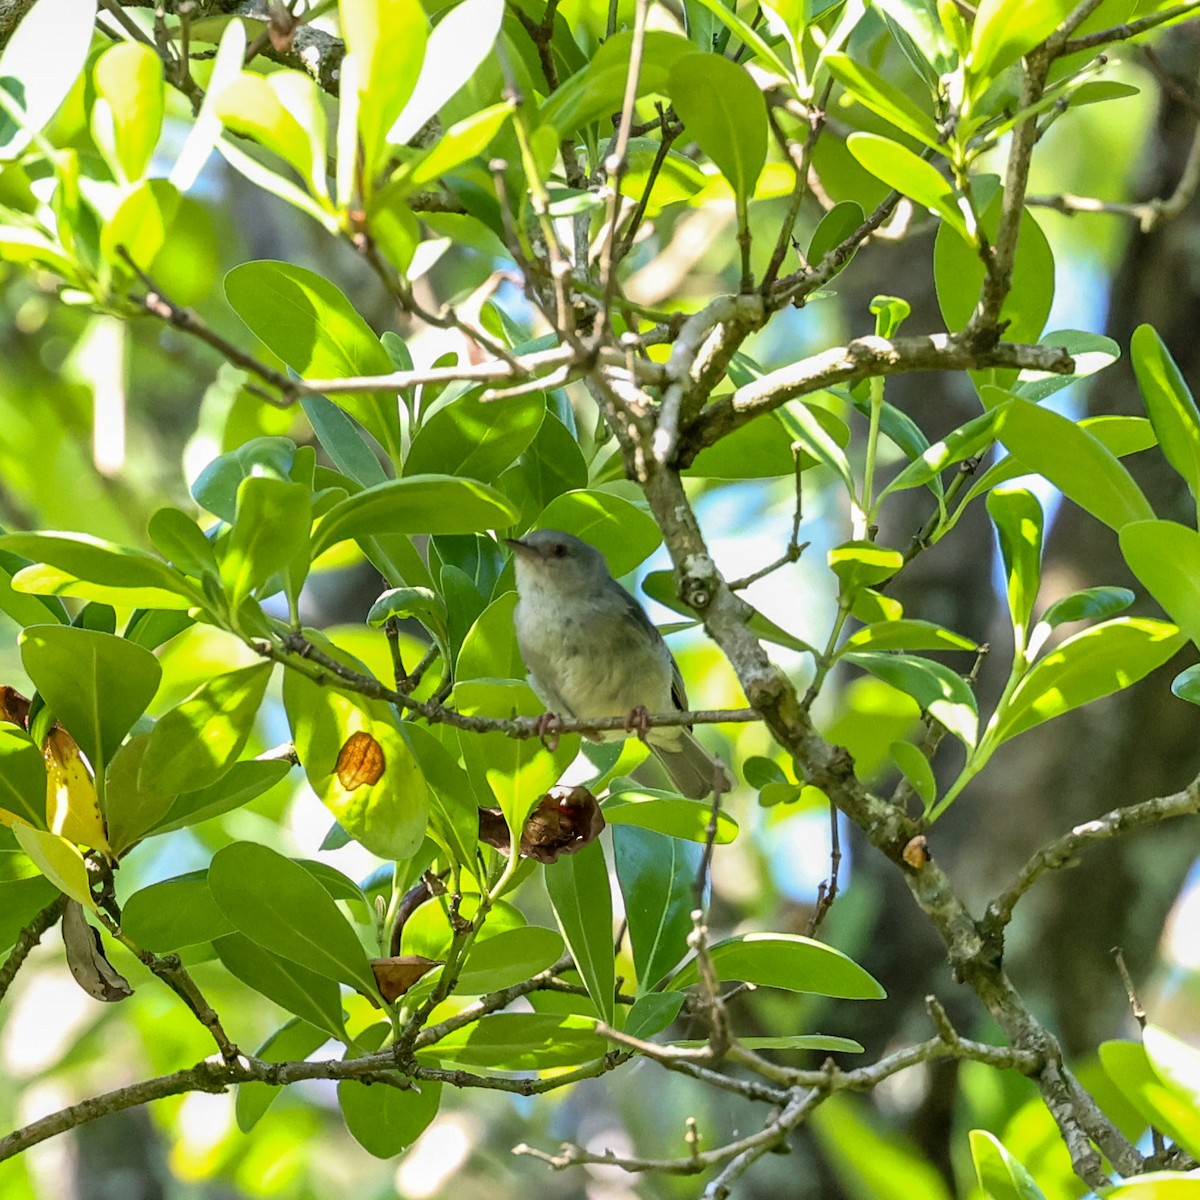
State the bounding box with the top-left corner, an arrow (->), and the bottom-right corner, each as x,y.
1,2 -> 1199,1198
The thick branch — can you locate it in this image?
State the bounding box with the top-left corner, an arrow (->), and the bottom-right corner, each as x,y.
688,335 -> 1074,459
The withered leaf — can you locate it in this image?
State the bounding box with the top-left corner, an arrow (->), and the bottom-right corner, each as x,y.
902,835 -> 931,869
336,730 -> 385,790
62,901 -> 132,1002
369,955 -> 442,1002
0,686 -> 30,729
43,727 -> 112,857
479,785 -> 605,864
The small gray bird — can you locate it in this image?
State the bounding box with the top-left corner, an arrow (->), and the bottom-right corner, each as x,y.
507,529 -> 735,799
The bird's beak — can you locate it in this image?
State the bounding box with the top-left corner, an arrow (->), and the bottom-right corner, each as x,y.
505,537 -> 532,555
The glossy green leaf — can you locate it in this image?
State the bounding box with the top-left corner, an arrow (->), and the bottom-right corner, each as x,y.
1100,1039 -> 1200,1163
104,734 -> 175,853
151,758 -> 294,835
669,54 -> 766,211
825,52 -> 940,147
451,925 -> 565,995
214,931 -> 347,1042
603,788 -> 738,843
416,1012 -> 606,1068
394,101 -> 514,194
988,486 -> 1043,653
1144,1025 -> 1200,1158
969,0 -> 1076,90
0,547 -> 68,627
1131,323 -> 1200,504
237,1019 -> 329,1132
1171,663 -> 1200,706
843,619 -> 976,654
681,0 -> 796,80
338,1076 -> 441,1159
670,933 -> 886,998
192,437 -> 296,523
843,651 -> 978,747
531,490 -> 661,577
545,840 -> 616,1023
998,400 -> 1155,531
0,727 -> 46,828
0,0 -> 96,158
1121,520 -> 1200,650
300,394 -> 387,488
284,666 -> 429,861
969,1130 -> 1047,1200
456,590 -> 521,681
890,740 -> 936,809
829,541 -> 904,592
614,825 -> 699,994
209,841 -> 377,995
92,42 -> 163,183
847,132 -> 968,240
808,200 -> 865,278
1013,330 -> 1121,404
0,531 -> 197,608
224,262 -> 399,455
121,872 -> 233,951
405,389 -> 544,481
147,508 -> 218,580
1040,586 -> 1134,631
221,477 -> 311,603
624,992 -> 686,1039
1102,1173 -> 1200,1198
881,408 -> 1004,498
139,663 -> 272,797
994,618 -> 1185,745
20,625 -> 162,778
340,0 -> 428,174
396,722 -> 477,868
776,400 -> 857,497
312,475 -> 518,557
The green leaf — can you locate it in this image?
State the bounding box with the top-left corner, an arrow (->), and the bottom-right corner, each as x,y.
545,840 -> 616,1024
1171,663 -> 1200,706
1121,520 -> 1200,650
625,991 -> 685,1039
451,925 -> 565,994
0,727 -> 46,827
993,618 -> 1185,746
301,394 -> 387,487
669,53 -> 766,212
829,541 -> 905,592
224,262 -> 400,456
311,475 -> 518,558
390,0 -> 504,143
92,42 -> 163,183
1039,586 -> 1134,631
0,547 -> 68,627
847,132 -> 968,240
843,619 -> 977,654
1131,324 -> 1200,506
456,590 -> 521,681
1102,1173 -> 1200,1198
338,1077 -> 441,1159
121,872 -> 234,951
104,734 -> 175,853
147,508 -> 219,579
215,931 -> 347,1042
1100,1039 -> 1200,1164
969,0 -> 1076,91
890,740 -> 936,809
997,399 -> 1155,531
416,1012 -> 606,1069
603,788 -> 739,843
670,933 -> 886,998
880,408 -> 1003,498
396,722 -> 477,868
0,0 -> 97,158
808,201 -> 865,278
139,663 -> 272,797
20,625 -> 162,780
1143,1025 -> 1200,1159
825,52 -> 940,147
284,665 -> 429,861
687,412 -> 801,480
776,400 -> 857,497
532,490 -> 660,577
221,477 -> 311,604
340,0 -> 428,175
681,0 -> 797,80
969,1130 -> 1047,1200
392,101 -> 514,194
0,531 -> 197,609
405,389 -> 544,481
988,486 -> 1043,653
192,437 -> 296,523
151,758 -> 293,835
843,651 -> 978,747
1013,330 -> 1121,404
208,841 -> 377,996
237,1019 -> 329,1132
614,825 -> 699,993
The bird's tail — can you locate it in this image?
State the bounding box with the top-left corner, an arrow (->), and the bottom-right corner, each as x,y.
651,731 -> 735,799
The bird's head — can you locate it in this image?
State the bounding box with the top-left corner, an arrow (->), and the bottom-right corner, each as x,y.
505,529 -> 611,596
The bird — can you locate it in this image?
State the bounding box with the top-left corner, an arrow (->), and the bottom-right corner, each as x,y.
506,529 -> 735,799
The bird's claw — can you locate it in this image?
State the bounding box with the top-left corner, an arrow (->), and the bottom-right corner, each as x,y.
625,704 -> 652,741
534,711 -> 563,751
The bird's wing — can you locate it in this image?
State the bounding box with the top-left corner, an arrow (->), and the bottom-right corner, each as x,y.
614,584 -> 692,723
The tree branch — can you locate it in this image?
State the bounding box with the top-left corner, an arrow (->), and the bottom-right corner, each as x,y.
0,894 -> 67,1003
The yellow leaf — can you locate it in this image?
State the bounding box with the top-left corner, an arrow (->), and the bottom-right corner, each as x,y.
12,824 -> 97,910
43,728 -> 112,856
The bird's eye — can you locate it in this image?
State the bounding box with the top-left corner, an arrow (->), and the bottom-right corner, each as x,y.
550,543 -> 567,558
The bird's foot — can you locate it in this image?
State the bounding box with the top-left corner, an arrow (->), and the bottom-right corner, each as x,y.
533,711 -> 563,751
625,705 -> 652,742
